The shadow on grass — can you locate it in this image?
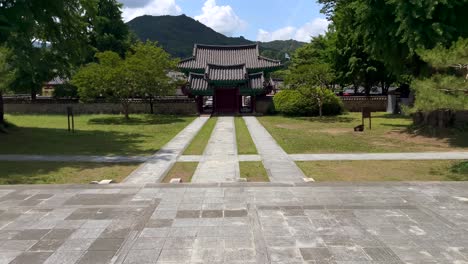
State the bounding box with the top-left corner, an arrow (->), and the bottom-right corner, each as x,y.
0,126 -> 158,156
292,116 -> 355,124
0,162 -> 135,184
88,115 -> 186,126
398,125 -> 468,148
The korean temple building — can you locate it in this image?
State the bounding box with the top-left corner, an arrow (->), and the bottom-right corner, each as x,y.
178,44 -> 282,114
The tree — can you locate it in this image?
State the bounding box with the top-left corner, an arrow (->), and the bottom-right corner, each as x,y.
319,0 -> 468,78
412,38 -> 468,112
0,0 -> 97,99
286,63 -> 335,117
0,47 -> 14,127
88,0 -> 131,59
72,41 -> 178,119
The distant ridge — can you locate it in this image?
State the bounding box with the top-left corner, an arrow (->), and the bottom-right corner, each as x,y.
126,15 -> 305,62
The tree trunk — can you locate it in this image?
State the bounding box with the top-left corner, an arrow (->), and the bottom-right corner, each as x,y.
318,98 -> 323,117
0,91 -> 4,125
149,97 -> 154,114
31,89 -> 36,101
122,102 -> 130,119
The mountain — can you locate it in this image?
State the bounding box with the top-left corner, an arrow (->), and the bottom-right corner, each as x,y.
126,15 -> 306,62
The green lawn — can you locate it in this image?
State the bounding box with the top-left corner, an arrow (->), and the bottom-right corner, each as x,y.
239,162 -> 269,182
235,117 -> 257,154
184,117 -> 217,155
259,113 -> 468,154
1,114 -> 195,156
297,160 -> 468,182
162,162 -> 198,183
0,161 -> 139,184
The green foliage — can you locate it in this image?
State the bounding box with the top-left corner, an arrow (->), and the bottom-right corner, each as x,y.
88,0 -> 131,59
273,89 -> 343,116
52,84 -> 79,98
451,162 -> 468,175
126,15 -> 305,60
274,90 -> 315,116
412,38 -> 468,112
72,41 -> 178,118
0,47 -> 14,93
319,0 -> 468,77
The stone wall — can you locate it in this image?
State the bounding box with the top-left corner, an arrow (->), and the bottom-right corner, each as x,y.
340,96 -> 388,112
4,100 -> 198,115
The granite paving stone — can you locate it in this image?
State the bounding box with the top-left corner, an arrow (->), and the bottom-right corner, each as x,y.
0,183 -> 467,263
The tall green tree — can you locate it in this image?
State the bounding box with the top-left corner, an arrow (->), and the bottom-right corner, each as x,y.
88,0 -> 131,59
412,38 -> 468,112
72,41 -> 178,119
319,0 -> 468,77
0,47 -> 14,126
0,0 -> 97,99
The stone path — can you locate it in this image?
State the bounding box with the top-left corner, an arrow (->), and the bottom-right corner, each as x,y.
290,152 -> 468,161
243,116 -> 305,183
0,155 -> 149,163
3,151 -> 468,164
0,182 -> 468,264
124,117 -> 209,184
192,117 -> 240,183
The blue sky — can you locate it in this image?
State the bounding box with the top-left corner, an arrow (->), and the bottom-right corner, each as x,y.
119,0 -> 329,42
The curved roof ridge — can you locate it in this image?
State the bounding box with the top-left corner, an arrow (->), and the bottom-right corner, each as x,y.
258,55 -> 281,63
207,63 -> 246,68
195,43 -> 258,49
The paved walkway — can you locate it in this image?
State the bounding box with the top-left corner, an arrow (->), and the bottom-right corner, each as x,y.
124,117 -> 209,184
192,117 -> 240,183
0,182 -> 467,264
3,151 -> 468,164
243,116 -> 305,183
0,155 -> 149,163
290,152 -> 468,161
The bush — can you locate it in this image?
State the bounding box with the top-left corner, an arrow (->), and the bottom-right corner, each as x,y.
52,84 -> 78,98
273,88 -> 344,116
273,90 -> 316,116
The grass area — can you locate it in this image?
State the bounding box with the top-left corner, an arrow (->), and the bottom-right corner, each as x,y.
0,114 -> 194,156
297,160 -> 468,182
184,117 -> 217,155
235,117 -> 257,154
239,162 -> 269,182
162,162 -> 198,183
259,112 -> 468,154
0,161 -> 139,184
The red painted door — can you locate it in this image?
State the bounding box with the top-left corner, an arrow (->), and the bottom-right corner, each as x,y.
215,88 -> 238,114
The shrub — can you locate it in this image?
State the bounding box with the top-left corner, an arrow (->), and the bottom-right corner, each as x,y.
273,88 -> 344,116
53,84 -> 78,98
273,90 -> 315,116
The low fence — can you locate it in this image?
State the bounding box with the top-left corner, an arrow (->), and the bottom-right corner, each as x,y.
339,96 -> 388,112
4,97 -> 198,115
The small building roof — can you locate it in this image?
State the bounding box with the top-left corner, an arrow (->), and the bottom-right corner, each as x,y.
188,71 -> 267,96
179,44 -> 281,71
206,64 -> 247,82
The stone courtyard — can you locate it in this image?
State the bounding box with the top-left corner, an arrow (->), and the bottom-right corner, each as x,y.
0,182 -> 468,264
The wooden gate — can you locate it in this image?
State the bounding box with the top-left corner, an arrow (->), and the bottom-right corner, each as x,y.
215,88 -> 238,114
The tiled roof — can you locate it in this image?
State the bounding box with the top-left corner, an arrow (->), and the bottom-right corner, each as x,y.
248,73 -> 265,90
188,73 -> 209,91
188,71 -> 267,92
179,44 -> 281,70
206,64 -> 247,81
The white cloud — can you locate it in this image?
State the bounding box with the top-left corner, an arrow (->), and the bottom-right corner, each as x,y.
194,0 -> 247,36
122,0 -> 182,22
257,18 -> 330,42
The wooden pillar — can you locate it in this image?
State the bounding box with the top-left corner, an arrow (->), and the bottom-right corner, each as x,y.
196,96 -> 203,114
212,89 -> 217,115
238,94 -> 242,114
252,95 -> 257,114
